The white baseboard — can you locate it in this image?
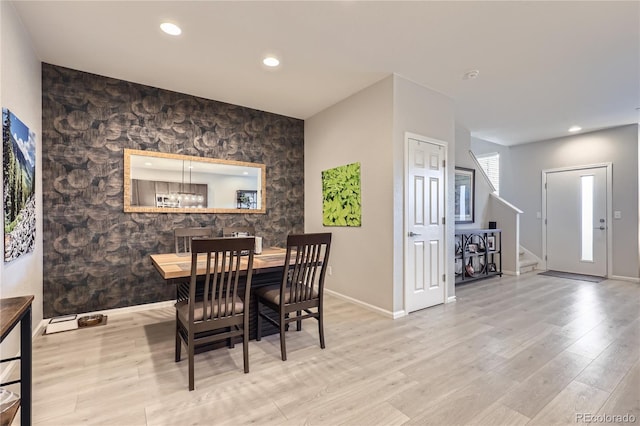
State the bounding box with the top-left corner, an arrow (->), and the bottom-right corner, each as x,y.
502,269 -> 518,276
324,288 -> 400,319
325,290 -> 457,317
36,319 -> 48,336
42,300 -> 176,323
610,275 -> 640,283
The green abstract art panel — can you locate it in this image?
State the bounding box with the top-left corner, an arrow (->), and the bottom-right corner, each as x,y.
322,162 -> 361,227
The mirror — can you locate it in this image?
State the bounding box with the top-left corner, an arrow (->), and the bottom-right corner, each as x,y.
124,149 -> 266,214
455,167 -> 475,223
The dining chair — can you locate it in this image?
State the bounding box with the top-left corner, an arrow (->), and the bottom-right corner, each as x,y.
175,237 -> 255,391
255,233 -> 332,361
174,227 -> 214,254
173,227 -> 215,305
222,226 -> 256,237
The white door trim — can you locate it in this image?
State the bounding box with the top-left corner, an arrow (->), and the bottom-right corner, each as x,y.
404,132 -> 448,312
541,162 -> 613,276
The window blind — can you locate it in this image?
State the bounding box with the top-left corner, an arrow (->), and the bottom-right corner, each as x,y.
476,153 -> 500,195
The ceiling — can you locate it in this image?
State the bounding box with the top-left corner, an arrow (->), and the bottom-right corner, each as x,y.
11,1 -> 640,146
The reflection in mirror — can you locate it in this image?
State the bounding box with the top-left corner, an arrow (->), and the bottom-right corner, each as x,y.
124,149 -> 266,214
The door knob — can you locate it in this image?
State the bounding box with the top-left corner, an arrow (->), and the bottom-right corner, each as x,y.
408,232 -> 422,237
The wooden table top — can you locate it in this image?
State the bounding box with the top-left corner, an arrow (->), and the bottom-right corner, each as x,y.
151,247 -> 288,280
0,295 -> 34,341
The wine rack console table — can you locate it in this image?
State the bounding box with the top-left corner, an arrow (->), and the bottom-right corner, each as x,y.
0,295 -> 33,426
455,229 -> 502,285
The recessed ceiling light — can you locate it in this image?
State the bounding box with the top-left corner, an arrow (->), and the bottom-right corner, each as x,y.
160,22 -> 182,36
263,56 -> 280,67
463,69 -> 479,80
568,126 -> 582,132
144,162 -> 152,166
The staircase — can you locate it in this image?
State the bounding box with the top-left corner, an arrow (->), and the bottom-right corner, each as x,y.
519,246 -> 539,274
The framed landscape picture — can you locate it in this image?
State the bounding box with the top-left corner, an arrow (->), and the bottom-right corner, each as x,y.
3,108 -> 36,262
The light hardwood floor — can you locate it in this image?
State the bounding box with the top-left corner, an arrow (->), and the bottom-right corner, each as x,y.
12,272 -> 640,425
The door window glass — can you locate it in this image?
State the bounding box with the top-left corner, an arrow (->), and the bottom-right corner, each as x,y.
581,175 -> 594,262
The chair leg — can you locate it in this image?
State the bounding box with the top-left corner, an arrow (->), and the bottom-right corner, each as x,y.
175,332 -> 181,362
229,326 -> 235,349
296,311 -> 302,331
256,301 -> 262,341
175,314 -> 181,362
280,310 -> 287,361
318,308 -> 325,349
188,333 -> 195,391
243,324 -> 249,374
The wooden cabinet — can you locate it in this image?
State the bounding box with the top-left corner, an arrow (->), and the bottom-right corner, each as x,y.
455,229 -> 502,285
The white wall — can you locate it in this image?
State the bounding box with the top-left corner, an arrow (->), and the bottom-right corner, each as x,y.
0,1 -> 43,360
455,126 -> 496,230
305,76 -> 395,312
470,137 -> 511,165
392,76 -> 455,310
501,125 -> 639,279
471,135 -> 512,197
471,135 -> 522,274
305,75 -> 456,315
305,75 -> 454,315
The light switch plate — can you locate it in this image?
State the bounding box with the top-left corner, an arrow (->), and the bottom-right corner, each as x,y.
614,211 -> 622,219
536,212 -> 541,219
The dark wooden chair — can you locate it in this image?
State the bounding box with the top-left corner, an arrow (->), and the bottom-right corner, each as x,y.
174,227 -> 214,253
175,237 -> 255,391
173,227 -> 215,305
256,233 -> 332,361
222,226 -> 256,237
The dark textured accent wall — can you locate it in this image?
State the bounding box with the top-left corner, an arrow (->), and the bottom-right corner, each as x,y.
42,64 -> 304,318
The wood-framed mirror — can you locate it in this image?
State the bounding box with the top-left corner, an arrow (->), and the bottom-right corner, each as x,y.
124,149 -> 266,214
454,166 -> 475,224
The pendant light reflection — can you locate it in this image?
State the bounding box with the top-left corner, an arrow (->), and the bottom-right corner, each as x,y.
166,160 -> 205,208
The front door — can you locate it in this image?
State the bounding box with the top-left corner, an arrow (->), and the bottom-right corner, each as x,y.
545,165 -> 608,276
405,136 -> 446,313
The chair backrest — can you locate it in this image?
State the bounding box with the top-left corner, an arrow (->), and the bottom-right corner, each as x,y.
281,233 -> 332,305
174,227 -> 213,253
222,226 -> 256,237
189,237 -> 255,323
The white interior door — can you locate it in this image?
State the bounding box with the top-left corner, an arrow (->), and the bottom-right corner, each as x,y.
545,166 -> 608,276
405,137 -> 446,313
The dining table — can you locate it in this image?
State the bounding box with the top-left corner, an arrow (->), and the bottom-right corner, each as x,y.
150,247 -> 289,281
150,247 -> 288,342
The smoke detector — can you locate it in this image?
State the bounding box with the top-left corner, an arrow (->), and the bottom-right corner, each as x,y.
463,70 -> 480,80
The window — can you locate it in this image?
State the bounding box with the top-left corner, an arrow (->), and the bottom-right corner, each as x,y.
476,153 -> 500,195
581,175 -> 594,262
